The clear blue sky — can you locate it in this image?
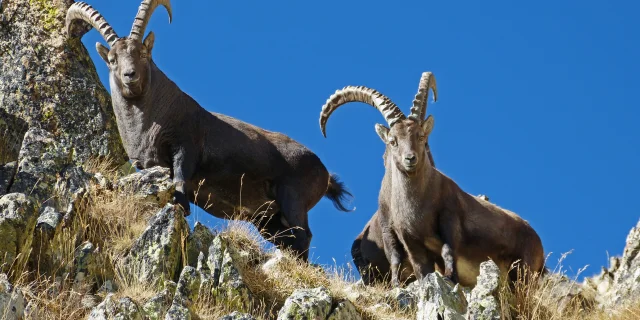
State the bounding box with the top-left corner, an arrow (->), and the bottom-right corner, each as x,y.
82,0 -> 640,280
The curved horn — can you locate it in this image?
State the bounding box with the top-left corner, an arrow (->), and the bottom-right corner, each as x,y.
409,72 -> 438,120
320,86 -> 406,137
65,2 -> 119,47
129,0 -> 173,41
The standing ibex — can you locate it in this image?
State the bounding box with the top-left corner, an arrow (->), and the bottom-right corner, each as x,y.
66,0 -> 353,260
320,72 -> 544,286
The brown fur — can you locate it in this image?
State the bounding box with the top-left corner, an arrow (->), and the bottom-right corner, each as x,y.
374,118 -> 545,287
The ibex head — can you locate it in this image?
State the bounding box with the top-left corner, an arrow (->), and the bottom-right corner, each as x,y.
66,0 -> 172,98
320,72 -> 438,174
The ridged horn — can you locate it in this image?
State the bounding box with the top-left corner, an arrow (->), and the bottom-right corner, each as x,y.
409,72 -> 438,120
65,2 -> 119,47
129,0 -> 173,41
319,86 -> 406,137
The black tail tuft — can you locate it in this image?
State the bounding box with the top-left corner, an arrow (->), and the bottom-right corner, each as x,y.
325,173 -> 354,212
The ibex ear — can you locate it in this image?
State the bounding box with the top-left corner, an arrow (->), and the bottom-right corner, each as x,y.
143,31 -> 155,53
375,124 -> 390,144
96,42 -> 110,64
422,115 -> 435,137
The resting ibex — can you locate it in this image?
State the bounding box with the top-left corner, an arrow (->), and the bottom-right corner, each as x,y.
321,72 -> 544,286
352,194 -> 493,286
66,0 -> 353,260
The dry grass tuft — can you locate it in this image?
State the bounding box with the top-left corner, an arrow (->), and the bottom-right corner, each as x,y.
4,160 -> 640,320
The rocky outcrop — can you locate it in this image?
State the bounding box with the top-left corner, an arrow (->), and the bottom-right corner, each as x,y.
0,162 -> 16,195
0,0 -> 126,167
584,219 -> 640,308
277,287 -> 333,320
0,193 -> 37,271
87,294 -> 142,320
125,204 -> 189,287
415,273 -> 467,320
115,167 -> 175,205
219,311 -> 256,320
467,261 -> 501,320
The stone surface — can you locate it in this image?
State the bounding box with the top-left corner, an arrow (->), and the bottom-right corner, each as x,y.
73,241 -> 95,286
219,311 -> 256,320
0,273 -> 26,320
277,287 -> 332,320
125,204 -> 188,286
142,288 -> 173,320
0,0 -> 126,166
388,285 -> 418,310
186,222 -> 215,268
415,272 -> 467,320
0,193 -> 37,271
0,109 -> 28,164
30,205 -> 63,271
116,166 -> 174,206
0,161 -> 16,196
466,260 -> 501,320
327,299 -> 362,320
208,235 -> 253,310
173,266 -> 201,308
583,219 -> 640,309
164,303 -> 191,320
88,294 -> 142,320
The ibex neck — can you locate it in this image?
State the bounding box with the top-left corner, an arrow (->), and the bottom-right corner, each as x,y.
387,159 -> 435,217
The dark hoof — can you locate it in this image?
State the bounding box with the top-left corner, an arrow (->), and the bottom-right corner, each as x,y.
172,191 -> 191,217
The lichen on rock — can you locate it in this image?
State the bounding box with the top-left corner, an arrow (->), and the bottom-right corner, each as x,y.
277,287 -> 333,320
415,272 -> 467,320
125,204 -> 188,287
0,193 -> 37,272
466,260 -> 501,320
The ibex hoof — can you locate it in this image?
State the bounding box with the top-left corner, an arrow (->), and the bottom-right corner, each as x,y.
172,191 -> 191,217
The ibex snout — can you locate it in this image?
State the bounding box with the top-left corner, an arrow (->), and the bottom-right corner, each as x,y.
403,153 -> 417,169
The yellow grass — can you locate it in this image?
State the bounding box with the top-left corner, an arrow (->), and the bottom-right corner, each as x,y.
2,158 -> 638,320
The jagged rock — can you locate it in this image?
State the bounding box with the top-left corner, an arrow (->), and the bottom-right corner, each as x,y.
602,219 -> 640,306
173,266 -> 201,307
88,294 -> 142,320
0,193 -> 37,271
197,251 -> 214,293
74,241 -> 95,286
54,164 -> 92,200
0,162 -> 16,196
219,311 -> 256,320
35,206 -> 62,235
126,204 -> 188,286
0,109 -> 28,165
10,127 -> 73,204
327,299 -> 362,320
164,267 -> 201,320
415,272 -> 467,320
581,220 -> 640,309
0,0 -> 126,166
165,303 -> 191,320
208,236 -> 253,310
466,260 -> 501,320
277,287 -> 332,320
143,288 -> 173,320
116,167 -> 174,206
388,284 -> 418,310
187,222 -> 215,268
0,273 -> 25,320
30,205 -> 62,272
